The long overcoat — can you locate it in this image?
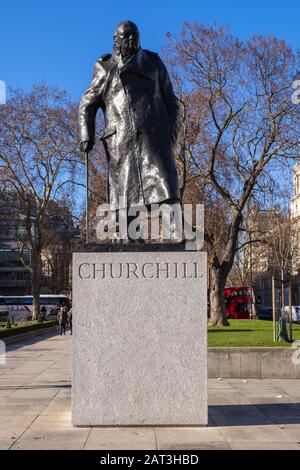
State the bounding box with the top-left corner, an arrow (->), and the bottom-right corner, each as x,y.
79,48 -> 180,208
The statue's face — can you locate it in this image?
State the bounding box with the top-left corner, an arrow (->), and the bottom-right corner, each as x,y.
114,23 -> 139,61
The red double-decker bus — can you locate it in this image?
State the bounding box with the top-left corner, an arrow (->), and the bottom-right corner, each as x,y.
224,286 -> 252,319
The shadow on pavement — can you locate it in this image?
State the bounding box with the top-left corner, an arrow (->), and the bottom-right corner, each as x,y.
0,383 -> 71,390
5,332 -> 61,351
209,403 -> 300,426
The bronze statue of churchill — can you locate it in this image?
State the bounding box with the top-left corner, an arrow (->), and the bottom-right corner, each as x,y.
79,20 -> 180,210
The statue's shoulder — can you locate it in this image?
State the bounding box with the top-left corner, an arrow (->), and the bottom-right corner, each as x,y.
143,49 -> 159,60
142,49 -> 164,68
94,54 -> 112,69
99,53 -> 112,62
92,54 -> 112,76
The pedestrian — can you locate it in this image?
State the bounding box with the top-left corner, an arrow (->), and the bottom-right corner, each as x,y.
23,306 -> 30,322
67,307 -> 72,335
57,305 -> 67,336
40,305 -> 47,321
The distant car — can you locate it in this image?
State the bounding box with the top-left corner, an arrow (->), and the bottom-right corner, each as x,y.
0,311 -> 8,323
257,305 -> 300,323
282,306 -> 300,324
256,305 -> 273,321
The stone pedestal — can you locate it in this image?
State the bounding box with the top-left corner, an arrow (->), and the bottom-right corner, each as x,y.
72,249 -> 207,426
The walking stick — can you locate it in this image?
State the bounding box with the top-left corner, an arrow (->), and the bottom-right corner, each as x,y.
85,150 -> 89,244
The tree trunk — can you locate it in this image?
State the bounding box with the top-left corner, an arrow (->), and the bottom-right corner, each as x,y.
281,268 -> 285,313
31,250 -> 41,321
209,265 -> 229,326
251,287 -> 257,319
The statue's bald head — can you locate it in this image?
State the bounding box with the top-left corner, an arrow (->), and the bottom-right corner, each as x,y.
113,20 -> 140,61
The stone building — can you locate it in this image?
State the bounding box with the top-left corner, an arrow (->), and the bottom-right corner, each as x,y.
290,162 -> 300,303
0,192 -> 74,297
290,162 -> 300,276
251,163 -> 300,307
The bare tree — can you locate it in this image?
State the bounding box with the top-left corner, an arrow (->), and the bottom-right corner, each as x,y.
0,84 -> 82,319
166,23 -> 300,325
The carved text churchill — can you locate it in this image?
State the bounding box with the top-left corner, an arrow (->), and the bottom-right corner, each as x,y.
78,262 -> 203,280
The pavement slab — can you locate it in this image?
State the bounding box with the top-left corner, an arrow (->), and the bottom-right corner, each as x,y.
155,427 -> 227,450
84,428 -> 156,450
0,333 -> 299,450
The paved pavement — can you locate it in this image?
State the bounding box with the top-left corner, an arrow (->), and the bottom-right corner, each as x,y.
0,333 -> 300,450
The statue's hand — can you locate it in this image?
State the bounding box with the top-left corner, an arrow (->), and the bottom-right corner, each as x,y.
80,141 -> 94,153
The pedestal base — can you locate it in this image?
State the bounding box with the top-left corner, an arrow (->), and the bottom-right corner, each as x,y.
72,250 -> 207,426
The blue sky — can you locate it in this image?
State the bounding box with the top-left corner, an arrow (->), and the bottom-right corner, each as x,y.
1,0 -> 299,101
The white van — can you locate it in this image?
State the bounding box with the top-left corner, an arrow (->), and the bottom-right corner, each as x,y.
283,306 -> 300,324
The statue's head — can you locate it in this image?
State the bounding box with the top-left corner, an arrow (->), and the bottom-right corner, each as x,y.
113,20 -> 140,61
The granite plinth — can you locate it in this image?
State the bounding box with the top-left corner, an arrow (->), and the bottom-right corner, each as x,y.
72,251 -> 207,426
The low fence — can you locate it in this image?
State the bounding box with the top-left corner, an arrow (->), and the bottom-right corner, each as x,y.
208,347 -> 300,379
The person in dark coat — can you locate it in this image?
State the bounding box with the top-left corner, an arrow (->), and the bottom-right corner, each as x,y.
57,306 -> 67,336
79,20 -> 180,211
67,308 -> 72,336
40,306 -> 47,321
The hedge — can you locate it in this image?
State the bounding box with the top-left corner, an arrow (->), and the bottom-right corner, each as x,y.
0,320 -> 58,339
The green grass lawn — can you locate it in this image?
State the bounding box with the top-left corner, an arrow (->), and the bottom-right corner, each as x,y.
0,318 -> 299,347
208,319 -> 300,347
